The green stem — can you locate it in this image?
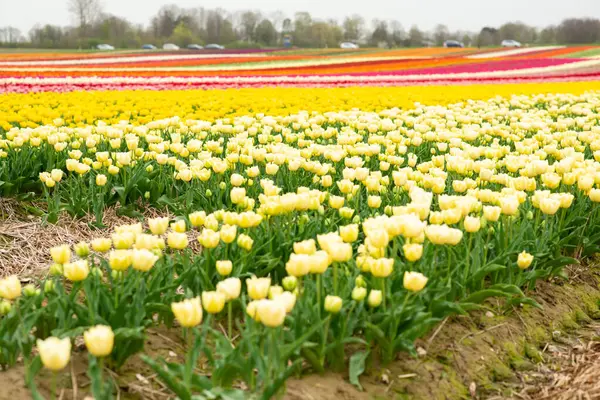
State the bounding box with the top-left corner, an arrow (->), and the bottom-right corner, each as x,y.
319,316 -> 331,371
227,301 -> 233,340
51,371 -> 57,400
381,278 -> 386,311
316,275 -> 322,320
333,263 -> 338,295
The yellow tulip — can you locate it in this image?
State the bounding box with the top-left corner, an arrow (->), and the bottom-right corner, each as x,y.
339,224 -> 359,243
517,251 -> 534,269
0,275 -> 22,300
84,325 -> 114,357
370,258 -> 394,278
188,211 -> 206,228
148,217 -> 170,235
37,337 -> 71,371
403,271 -> 428,292
171,297 -> 203,327
293,239 -> 316,255
170,220 -> 187,233
403,243 -> 423,262
220,225 -> 237,244
464,216 -> 481,233
351,287 -> 367,301
167,232 -> 188,250
202,291 -> 226,314
111,232 -> 135,250
324,295 -> 343,313
108,250 -> 132,271
216,260 -> 233,276
216,278 -> 242,301
91,238 -> 112,253
367,290 -> 383,308
246,276 -> 270,300
63,260 -> 89,281
95,174 -> 107,186
257,299 -> 286,327
131,248 -> 159,272
50,245 -> 71,265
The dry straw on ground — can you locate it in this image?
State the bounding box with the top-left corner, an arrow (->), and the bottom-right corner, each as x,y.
0,199 -> 170,277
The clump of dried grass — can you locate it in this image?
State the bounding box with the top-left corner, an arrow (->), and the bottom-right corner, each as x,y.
0,199 -> 170,278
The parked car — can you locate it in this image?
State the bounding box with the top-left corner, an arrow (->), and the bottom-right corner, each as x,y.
501,40 -> 522,48
205,44 -> 224,50
187,44 -> 204,50
443,40 -> 464,48
163,43 -> 180,50
96,44 -> 115,51
142,44 -> 157,50
340,42 -> 359,49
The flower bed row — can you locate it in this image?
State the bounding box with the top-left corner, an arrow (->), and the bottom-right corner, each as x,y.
2,93 -> 600,398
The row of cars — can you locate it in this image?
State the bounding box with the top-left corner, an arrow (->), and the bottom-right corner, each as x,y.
443,39 -> 523,48
96,43 -> 225,51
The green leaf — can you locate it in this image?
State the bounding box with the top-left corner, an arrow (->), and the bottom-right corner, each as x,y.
348,350 -> 369,390
463,289 -> 513,304
25,356 -> 45,400
142,356 -> 191,400
487,284 -> 524,297
468,264 -> 506,286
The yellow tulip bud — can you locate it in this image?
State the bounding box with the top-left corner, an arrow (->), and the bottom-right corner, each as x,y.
517,251 -> 533,269
237,234 -> 254,251
352,287 -> 367,301
95,174 -> 107,186
324,295 -> 343,313
367,290 -> 383,308
367,195 -> 382,208
84,325 -> 114,357
216,260 -> 233,276
74,242 -> 90,257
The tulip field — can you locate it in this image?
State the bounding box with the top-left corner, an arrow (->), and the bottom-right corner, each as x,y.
2,46 -> 600,399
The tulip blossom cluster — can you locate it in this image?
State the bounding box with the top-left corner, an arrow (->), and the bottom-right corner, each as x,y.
3,88 -> 600,398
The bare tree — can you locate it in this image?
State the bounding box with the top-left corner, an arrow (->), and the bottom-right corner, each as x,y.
68,0 -> 102,36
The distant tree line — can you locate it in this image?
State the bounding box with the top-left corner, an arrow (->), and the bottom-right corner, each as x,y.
1,0 -> 600,49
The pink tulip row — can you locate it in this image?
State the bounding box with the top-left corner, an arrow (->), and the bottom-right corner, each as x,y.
1,73 -> 599,94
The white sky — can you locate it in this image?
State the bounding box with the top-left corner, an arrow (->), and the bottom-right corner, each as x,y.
1,0 -> 599,34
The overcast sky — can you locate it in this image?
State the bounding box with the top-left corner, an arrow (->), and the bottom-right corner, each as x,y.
1,0 -> 599,34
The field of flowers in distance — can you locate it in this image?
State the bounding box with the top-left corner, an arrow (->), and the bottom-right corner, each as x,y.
2,45 -> 600,399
